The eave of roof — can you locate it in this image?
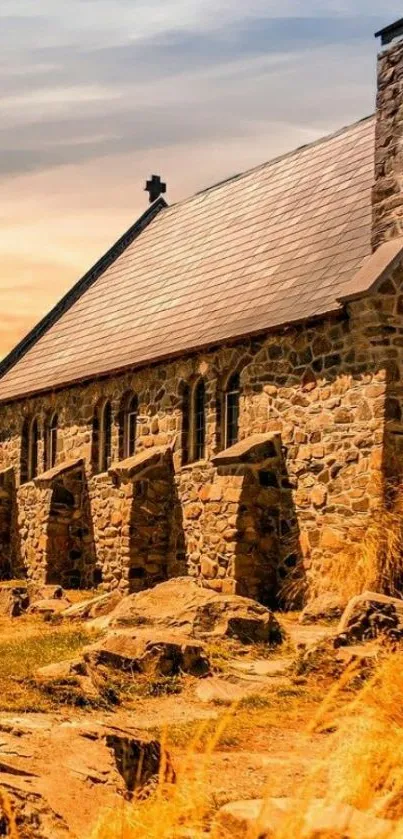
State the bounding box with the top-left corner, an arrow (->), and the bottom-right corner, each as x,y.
0,311 -> 344,405
338,237 -> 403,303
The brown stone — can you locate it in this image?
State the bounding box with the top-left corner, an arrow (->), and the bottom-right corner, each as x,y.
0,717 -> 170,838
85,630 -> 210,677
200,556 -> 218,578
184,503 -> 202,520
211,798 -> 395,839
320,528 -> 344,550
334,408 -> 353,424
107,577 -> 284,645
311,485 -> 327,508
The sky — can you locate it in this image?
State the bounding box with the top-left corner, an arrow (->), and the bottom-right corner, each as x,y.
0,0 -> 402,358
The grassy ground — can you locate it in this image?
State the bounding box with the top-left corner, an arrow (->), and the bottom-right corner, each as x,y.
0,616 -> 100,711
0,597 -> 401,838
157,680 -> 325,750
92,649 -> 403,839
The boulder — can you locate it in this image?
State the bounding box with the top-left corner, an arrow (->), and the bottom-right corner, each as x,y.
85,630 -> 210,677
35,658 -> 108,706
295,638 -> 378,679
0,585 -> 29,617
336,591 -> 403,646
107,578 -> 283,645
211,797 -> 396,839
62,589 -> 122,621
28,597 -> 72,616
300,593 -> 345,624
29,584 -> 65,601
0,716 -> 172,838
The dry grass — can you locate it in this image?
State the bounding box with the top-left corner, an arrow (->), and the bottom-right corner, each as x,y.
330,483 -> 403,601
283,480 -> 403,607
91,648 -> 403,838
159,680 -> 322,750
0,620 -> 99,711
326,650 -> 403,820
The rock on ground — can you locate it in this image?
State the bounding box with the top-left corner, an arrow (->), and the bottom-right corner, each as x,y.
0,586 -> 29,617
295,637 -> 379,680
29,584 -> 65,601
85,630 -> 210,677
336,591 -> 403,645
300,593 -> 345,625
35,657 -> 112,706
28,597 -> 72,616
211,797 -> 397,838
104,578 -> 283,645
62,590 -> 122,621
0,716 -> 171,838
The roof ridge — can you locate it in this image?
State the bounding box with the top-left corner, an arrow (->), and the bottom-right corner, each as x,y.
170,113 -> 375,208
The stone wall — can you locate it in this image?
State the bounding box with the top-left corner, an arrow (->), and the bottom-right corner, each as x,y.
373,35 -> 403,250
17,481 -> 51,586
0,269 -> 401,601
175,435 -> 295,605
0,468 -> 15,578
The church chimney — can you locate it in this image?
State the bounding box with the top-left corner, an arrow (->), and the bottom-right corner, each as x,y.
373,19 -> 403,250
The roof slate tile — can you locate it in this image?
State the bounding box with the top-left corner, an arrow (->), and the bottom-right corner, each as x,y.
0,116 -> 375,400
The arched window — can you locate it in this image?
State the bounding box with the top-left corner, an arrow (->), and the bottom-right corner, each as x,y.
92,400 -> 112,473
45,413 -> 58,470
123,394 -> 138,458
28,417 -> 39,480
180,382 -> 191,466
193,378 -> 206,462
225,372 -> 240,448
100,401 -> 112,472
20,419 -> 30,484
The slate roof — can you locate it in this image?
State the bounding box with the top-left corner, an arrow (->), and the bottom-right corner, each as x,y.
0,115 -> 375,402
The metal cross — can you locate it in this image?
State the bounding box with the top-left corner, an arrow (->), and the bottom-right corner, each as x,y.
145,174 -> 166,204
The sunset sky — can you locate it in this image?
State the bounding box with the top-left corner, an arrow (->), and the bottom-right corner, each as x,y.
1,1 -> 402,358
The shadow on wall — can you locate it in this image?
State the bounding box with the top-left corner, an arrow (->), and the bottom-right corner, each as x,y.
0,467 -> 16,580
46,468 -> 97,589
127,470 -> 187,593
111,448 -> 187,594
218,439 -> 304,609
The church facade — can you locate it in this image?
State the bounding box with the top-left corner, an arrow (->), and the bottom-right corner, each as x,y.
0,22 -> 403,604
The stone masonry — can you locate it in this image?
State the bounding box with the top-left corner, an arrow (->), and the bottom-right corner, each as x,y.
0,270 -> 400,601
373,34 -> 403,249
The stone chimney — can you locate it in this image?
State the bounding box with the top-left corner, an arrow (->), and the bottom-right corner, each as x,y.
373,19 -> 403,250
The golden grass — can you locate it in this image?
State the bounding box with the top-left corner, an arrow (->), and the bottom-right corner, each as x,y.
92,715 -> 233,839
283,480 -> 403,607
329,485 -> 403,601
326,651 -> 403,820
0,621 -> 99,711
91,648 -> 403,838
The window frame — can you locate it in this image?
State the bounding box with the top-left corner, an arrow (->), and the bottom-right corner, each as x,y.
28,416 -> 40,481
224,371 -> 241,449
193,378 -> 206,462
45,412 -> 58,470
99,400 -> 112,473
180,382 -> 191,467
123,394 -> 138,459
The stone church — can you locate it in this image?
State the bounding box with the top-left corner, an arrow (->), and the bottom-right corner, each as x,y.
0,20 -> 403,604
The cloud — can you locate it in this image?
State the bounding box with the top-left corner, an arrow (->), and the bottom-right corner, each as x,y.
1,0 -> 403,356
0,9 -> 386,180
